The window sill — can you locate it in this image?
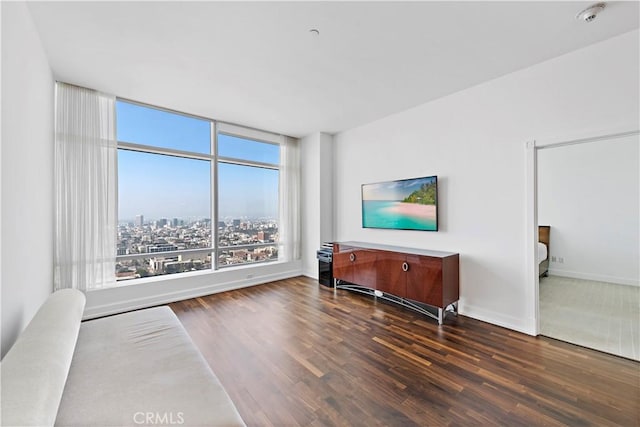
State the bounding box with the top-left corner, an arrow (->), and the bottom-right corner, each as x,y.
104,259 -> 289,291
83,259 -> 302,320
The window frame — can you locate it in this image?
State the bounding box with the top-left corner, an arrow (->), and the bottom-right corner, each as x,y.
215,128 -> 281,269
115,98 -> 282,280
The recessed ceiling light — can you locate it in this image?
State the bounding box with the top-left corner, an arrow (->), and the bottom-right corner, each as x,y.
576,3 -> 606,23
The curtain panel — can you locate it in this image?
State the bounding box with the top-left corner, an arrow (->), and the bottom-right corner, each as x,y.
279,135 -> 301,261
54,83 -> 117,291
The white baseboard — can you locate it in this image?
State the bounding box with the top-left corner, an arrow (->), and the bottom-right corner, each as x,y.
548,269 -> 639,287
459,302 -> 536,336
302,268 -> 318,280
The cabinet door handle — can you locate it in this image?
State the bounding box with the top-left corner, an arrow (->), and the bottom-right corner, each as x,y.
402,262 -> 409,272
349,253 -> 356,262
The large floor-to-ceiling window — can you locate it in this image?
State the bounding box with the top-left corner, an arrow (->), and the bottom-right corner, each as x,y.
216,132 -> 280,267
115,100 -> 281,281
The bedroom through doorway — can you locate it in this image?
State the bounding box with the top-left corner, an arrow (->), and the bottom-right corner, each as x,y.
536,131 -> 639,361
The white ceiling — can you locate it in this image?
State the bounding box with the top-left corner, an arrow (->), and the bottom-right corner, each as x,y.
27,1 -> 639,138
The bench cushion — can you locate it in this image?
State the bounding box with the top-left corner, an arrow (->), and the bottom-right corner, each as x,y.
1,289 -> 86,427
55,306 -> 245,426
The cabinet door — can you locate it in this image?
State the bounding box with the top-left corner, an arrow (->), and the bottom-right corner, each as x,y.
405,254 -> 443,307
375,251 -> 406,296
333,251 -> 354,283
351,249 -> 378,288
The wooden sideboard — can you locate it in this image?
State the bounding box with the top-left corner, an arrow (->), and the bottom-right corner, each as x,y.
333,241 -> 460,324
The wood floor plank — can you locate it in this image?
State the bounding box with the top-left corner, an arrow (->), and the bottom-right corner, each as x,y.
170,276 -> 640,426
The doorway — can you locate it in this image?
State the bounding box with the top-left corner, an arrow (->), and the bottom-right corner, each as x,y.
530,130 -> 639,360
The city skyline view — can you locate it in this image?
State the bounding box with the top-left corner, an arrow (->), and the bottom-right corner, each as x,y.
115,100 -> 281,278
118,213 -> 277,225
116,216 -> 279,279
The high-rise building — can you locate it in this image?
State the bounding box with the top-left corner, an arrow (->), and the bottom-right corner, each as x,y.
147,244 -> 178,253
233,219 -> 241,229
172,218 -> 179,227
135,214 -> 144,227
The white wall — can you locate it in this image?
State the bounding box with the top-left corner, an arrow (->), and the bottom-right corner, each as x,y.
319,133 -> 334,245
300,132 -> 334,278
332,30 -> 640,334
301,133 -> 320,277
1,2 -> 55,357
538,134 -> 639,286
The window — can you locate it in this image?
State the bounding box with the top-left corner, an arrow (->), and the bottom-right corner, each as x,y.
115,100 -> 282,281
117,101 -> 211,154
217,133 -> 280,266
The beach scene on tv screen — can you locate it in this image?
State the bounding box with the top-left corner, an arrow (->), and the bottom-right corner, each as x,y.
362,176 -> 437,231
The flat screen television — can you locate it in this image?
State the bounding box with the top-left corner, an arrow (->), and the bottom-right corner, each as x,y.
362,175 -> 438,231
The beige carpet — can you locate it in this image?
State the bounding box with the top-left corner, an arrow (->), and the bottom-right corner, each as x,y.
539,275 -> 639,361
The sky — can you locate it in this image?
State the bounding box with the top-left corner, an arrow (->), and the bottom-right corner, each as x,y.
117,101 -> 279,222
362,176 -> 436,201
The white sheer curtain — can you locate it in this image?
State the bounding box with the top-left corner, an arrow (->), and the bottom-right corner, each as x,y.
279,135 -> 301,261
54,82 -> 117,291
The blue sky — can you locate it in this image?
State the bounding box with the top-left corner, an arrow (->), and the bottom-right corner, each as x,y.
116,101 -> 279,222
362,176 -> 436,201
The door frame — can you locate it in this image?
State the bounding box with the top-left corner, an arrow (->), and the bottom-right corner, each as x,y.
525,127 -> 639,335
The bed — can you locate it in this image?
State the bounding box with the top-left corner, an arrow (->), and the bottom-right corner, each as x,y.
538,225 -> 550,277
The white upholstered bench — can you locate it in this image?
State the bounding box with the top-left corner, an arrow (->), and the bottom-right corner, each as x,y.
1,289 -> 246,427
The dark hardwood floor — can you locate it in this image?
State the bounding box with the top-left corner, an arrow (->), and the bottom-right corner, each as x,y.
170,276 -> 640,427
